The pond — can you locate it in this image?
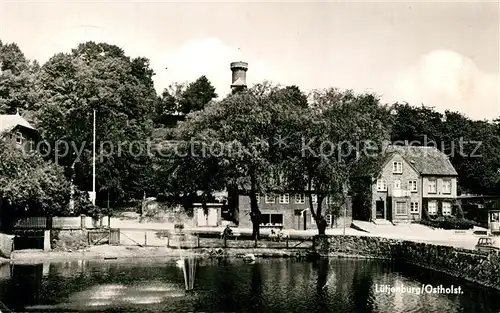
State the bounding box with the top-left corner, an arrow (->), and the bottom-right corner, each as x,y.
0,257 -> 499,313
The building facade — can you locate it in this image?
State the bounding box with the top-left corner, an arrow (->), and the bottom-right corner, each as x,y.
236,192 -> 352,230
372,145 -> 458,223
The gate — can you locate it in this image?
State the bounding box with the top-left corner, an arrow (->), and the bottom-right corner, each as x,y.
88,230 -> 111,245
110,229 -> 168,247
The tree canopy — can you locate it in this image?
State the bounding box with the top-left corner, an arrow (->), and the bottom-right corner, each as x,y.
1,37 -> 499,227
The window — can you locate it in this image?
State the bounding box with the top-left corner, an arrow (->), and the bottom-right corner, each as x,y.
15,132 -> 23,145
376,179 -> 387,191
428,201 -> 437,215
259,214 -> 283,226
279,193 -> 289,204
265,194 -> 275,204
255,193 -> 260,204
270,214 -> 283,225
410,202 -> 419,214
394,180 -> 401,190
311,194 -> 317,204
442,202 -> 452,216
326,214 -> 333,226
327,196 -> 335,205
442,180 -> 452,194
28,140 -> 35,152
395,202 -> 407,215
409,180 -> 418,192
260,214 -> 270,225
428,180 -> 437,193
295,194 -> 305,204
393,161 -> 402,173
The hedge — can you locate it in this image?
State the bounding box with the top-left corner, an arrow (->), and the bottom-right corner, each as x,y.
419,216 -> 477,230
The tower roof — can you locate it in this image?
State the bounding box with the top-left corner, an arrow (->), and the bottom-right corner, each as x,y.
230,61 -> 248,70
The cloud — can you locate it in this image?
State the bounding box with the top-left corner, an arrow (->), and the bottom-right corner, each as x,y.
392,50 -> 499,120
151,37 -> 284,97
41,27 -> 280,98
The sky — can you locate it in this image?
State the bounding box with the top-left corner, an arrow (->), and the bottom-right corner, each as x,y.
0,1 -> 499,120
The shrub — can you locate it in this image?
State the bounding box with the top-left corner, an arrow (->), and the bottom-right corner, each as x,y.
419,216 -> 477,230
454,202 -> 464,219
422,207 -> 431,221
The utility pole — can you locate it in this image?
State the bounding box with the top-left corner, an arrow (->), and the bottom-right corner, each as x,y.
92,109 -> 96,206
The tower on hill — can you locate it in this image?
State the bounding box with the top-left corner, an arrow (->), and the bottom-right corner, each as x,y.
230,61 -> 248,94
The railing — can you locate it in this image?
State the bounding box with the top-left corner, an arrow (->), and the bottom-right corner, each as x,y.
107,229 -> 313,250
12,217 -> 47,229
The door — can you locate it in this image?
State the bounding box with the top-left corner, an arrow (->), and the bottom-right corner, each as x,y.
294,210 -> 302,230
207,208 -> 218,226
197,208 -> 207,227
376,200 -> 385,219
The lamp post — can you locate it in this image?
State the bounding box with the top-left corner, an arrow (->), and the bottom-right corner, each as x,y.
342,182 -> 349,236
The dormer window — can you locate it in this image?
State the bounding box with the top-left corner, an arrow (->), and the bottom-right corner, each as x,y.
15,131 -> 23,145
392,161 -> 402,174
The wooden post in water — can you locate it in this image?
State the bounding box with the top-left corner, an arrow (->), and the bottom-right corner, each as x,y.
182,257 -> 196,291
144,232 -> 147,246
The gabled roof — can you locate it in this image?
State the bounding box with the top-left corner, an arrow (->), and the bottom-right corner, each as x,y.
384,145 -> 458,176
0,113 -> 36,134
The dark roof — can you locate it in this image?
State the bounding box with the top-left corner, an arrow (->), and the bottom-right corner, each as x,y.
385,145 -> 458,176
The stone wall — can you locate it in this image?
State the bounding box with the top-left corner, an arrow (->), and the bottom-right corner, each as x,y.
313,235 -> 500,290
0,233 -> 13,258
50,229 -> 89,252
314,235 -> 398,259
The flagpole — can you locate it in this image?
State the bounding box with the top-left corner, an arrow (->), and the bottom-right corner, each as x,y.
92,109 -> 96,206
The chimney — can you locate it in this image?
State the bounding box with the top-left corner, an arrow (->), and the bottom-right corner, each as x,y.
230,61 -> 248,93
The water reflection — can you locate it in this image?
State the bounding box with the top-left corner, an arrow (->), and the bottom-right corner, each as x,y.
0,258 -> 498,312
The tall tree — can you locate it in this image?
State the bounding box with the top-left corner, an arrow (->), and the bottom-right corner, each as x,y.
35,42 -> 157,204
154,76 -> 218,126
178,75 -> 217,114
282,89 -> 391,234
0,41 -> 41,115
0,140 -> 70,220
167,82 -> 290,239
391,103 -> 500,195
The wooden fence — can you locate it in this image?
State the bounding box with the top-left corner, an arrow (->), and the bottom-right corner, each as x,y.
12,216 -> 110,230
